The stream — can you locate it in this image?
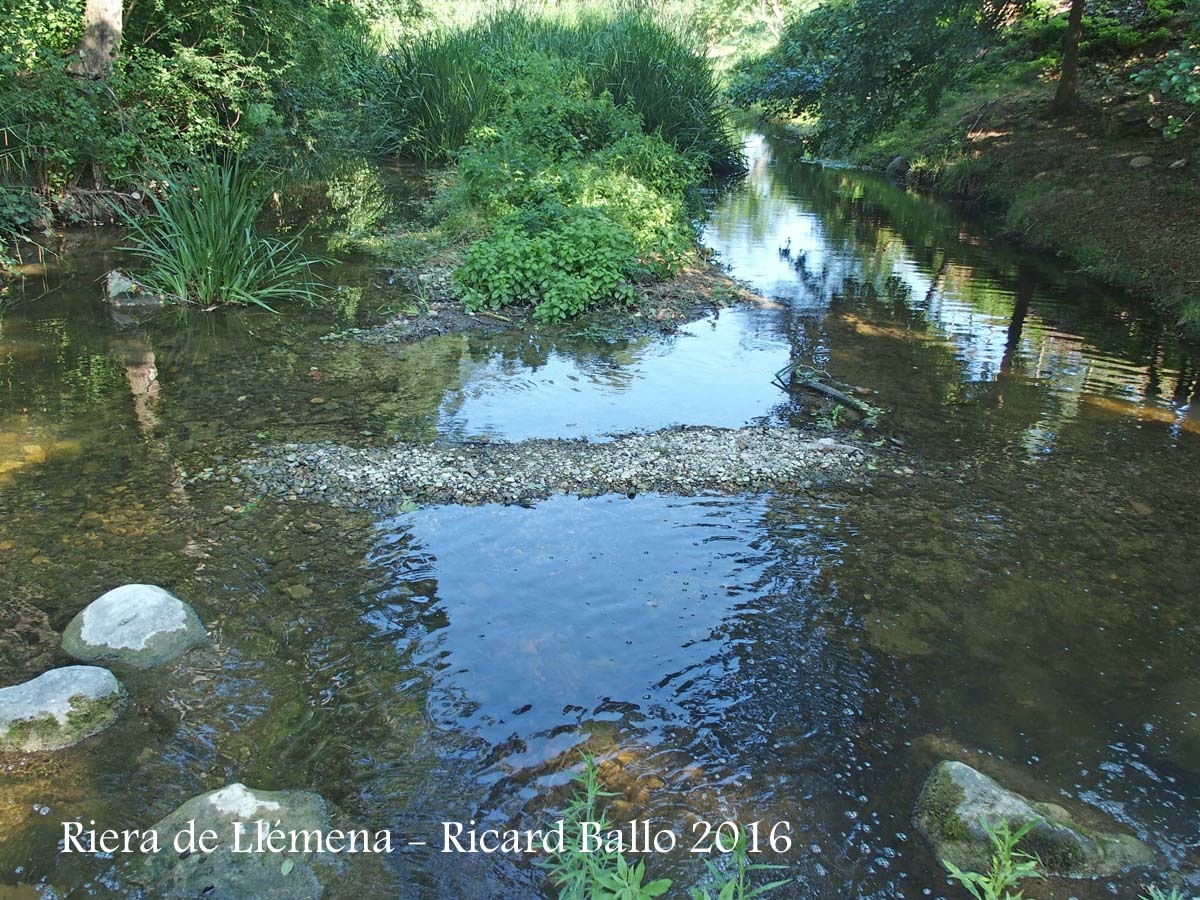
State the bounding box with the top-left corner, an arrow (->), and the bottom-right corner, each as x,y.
1,128 -> 1197,898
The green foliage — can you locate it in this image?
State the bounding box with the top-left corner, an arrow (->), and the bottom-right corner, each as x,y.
942,819 -> 1044,900
121,158 -> 322,310
0,0 -> 420,195
1140,886 -> 1189,900
691,832 -> 791,900
390,10 -> 729,322
540,755 -> 788,900
454,207 -> 637,324
730,0 -> 991,150
372,8 -> 741,174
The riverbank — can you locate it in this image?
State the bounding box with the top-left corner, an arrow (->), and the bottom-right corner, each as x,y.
849,86 -> 1200,333
234,426 -> 879,510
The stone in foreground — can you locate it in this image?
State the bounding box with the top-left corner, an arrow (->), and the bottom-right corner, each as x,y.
133,784 -> 340,899
62,584 -> 207,669
0,666 -> 127,752
914,760 -> 1153,877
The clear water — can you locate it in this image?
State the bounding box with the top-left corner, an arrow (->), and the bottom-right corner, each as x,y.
1,130 -> 1197,898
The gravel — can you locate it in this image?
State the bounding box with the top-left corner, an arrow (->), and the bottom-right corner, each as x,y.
239,426 -> 874,510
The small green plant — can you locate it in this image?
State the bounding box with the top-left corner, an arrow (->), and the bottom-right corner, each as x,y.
539,753 -> 669,900
691,831 -> 791,900
1140,886 -> 1189,900
942,818 -> 1044,900
121,157 -> 323,311
541,755 -> 791,900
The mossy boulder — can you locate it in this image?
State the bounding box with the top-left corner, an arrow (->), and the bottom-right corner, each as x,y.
0,666 -> 127,752
914,761 -> 1154,877
62,584 -> 207,669
131,784 -> 344,899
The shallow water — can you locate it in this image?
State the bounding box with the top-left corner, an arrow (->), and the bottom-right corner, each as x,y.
1,131 -> 1198,898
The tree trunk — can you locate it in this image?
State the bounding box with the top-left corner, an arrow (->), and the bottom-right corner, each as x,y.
70,0 -> 123,78
1051,0 -> 1085,115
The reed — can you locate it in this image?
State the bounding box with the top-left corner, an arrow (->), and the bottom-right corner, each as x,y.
121,158 -> 322,311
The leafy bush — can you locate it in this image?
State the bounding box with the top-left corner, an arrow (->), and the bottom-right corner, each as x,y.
539,755 -> 790,900
454,206 -> 637,323
121,158 -> 322,310
395,12 -> 725,323
942,818 -> 1044,900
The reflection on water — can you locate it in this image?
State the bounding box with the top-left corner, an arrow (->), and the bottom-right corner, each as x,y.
1,129 -> 1198,898
436,308 -> 792,441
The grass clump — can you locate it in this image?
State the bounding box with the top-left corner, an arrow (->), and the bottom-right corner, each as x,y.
377,9 -> 740,323
375,8 -> 741,175
122,158 -> 323,311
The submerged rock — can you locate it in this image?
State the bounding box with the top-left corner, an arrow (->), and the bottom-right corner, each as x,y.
914,760 -> 1153,877
132,784 -> 341,899
104,270 -> 166,309
0,666 -> 127,752
62,584 -> 208,669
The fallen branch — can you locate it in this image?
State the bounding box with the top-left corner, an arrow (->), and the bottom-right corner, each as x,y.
772,362 -> 880,419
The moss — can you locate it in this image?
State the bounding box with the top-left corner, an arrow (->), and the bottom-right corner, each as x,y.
1,688 -> 126,752
916,764 -> 970,842
1017,823 -> 1087,873
1,712 -> 61,751
64,688 -> 128,740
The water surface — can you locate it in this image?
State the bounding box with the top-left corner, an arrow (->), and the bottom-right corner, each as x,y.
1,132 -> 1197,898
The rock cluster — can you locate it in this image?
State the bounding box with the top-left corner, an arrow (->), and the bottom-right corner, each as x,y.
240,426 -> 872,510
1,584 -> 207,753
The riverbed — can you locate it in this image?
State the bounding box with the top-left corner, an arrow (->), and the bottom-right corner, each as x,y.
1,128 -> 1197,898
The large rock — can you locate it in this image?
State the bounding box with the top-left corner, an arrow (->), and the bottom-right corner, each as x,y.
0,666 -> 127,752
62,584 -> 207,669
132,784 -> 343,899
915,761 -> 1153,877
885,155 -> 910,181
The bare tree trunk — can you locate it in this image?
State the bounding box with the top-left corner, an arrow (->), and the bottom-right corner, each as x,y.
70,0 -> 123,78
1051,0 -> 1085,116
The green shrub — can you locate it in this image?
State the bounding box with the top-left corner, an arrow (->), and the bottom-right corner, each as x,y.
122,158 -> 322,310
454,206 -> 638,323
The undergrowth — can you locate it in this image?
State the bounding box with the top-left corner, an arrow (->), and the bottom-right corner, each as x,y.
379,9 -> 742,322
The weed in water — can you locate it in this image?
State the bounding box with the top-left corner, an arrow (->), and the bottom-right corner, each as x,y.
121,157 -> 323,311
942,818 -> 1044,900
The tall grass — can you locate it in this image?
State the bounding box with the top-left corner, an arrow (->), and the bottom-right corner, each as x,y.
121,158 -> 322,311
373,8 -> 742,175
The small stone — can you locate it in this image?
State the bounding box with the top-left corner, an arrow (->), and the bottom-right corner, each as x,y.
310,397 -> 326,405
285,584 -> 314,601
1129,155 -> 1154,169
914,761 -> 1153,877
1169,158 -> 1187,170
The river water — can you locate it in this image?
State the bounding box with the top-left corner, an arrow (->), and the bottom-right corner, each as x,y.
0,129 -> 1197,898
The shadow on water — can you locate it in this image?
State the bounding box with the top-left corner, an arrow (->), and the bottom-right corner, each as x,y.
0,132 -> 1197,897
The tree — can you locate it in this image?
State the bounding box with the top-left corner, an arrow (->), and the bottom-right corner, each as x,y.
1051,0 -> 1085,115
70,0 -> 123,78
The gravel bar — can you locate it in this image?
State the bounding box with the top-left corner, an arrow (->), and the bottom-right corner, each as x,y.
240,426 -> 873,510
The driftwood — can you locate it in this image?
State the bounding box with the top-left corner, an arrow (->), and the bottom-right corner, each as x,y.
772,362 -> 878,419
